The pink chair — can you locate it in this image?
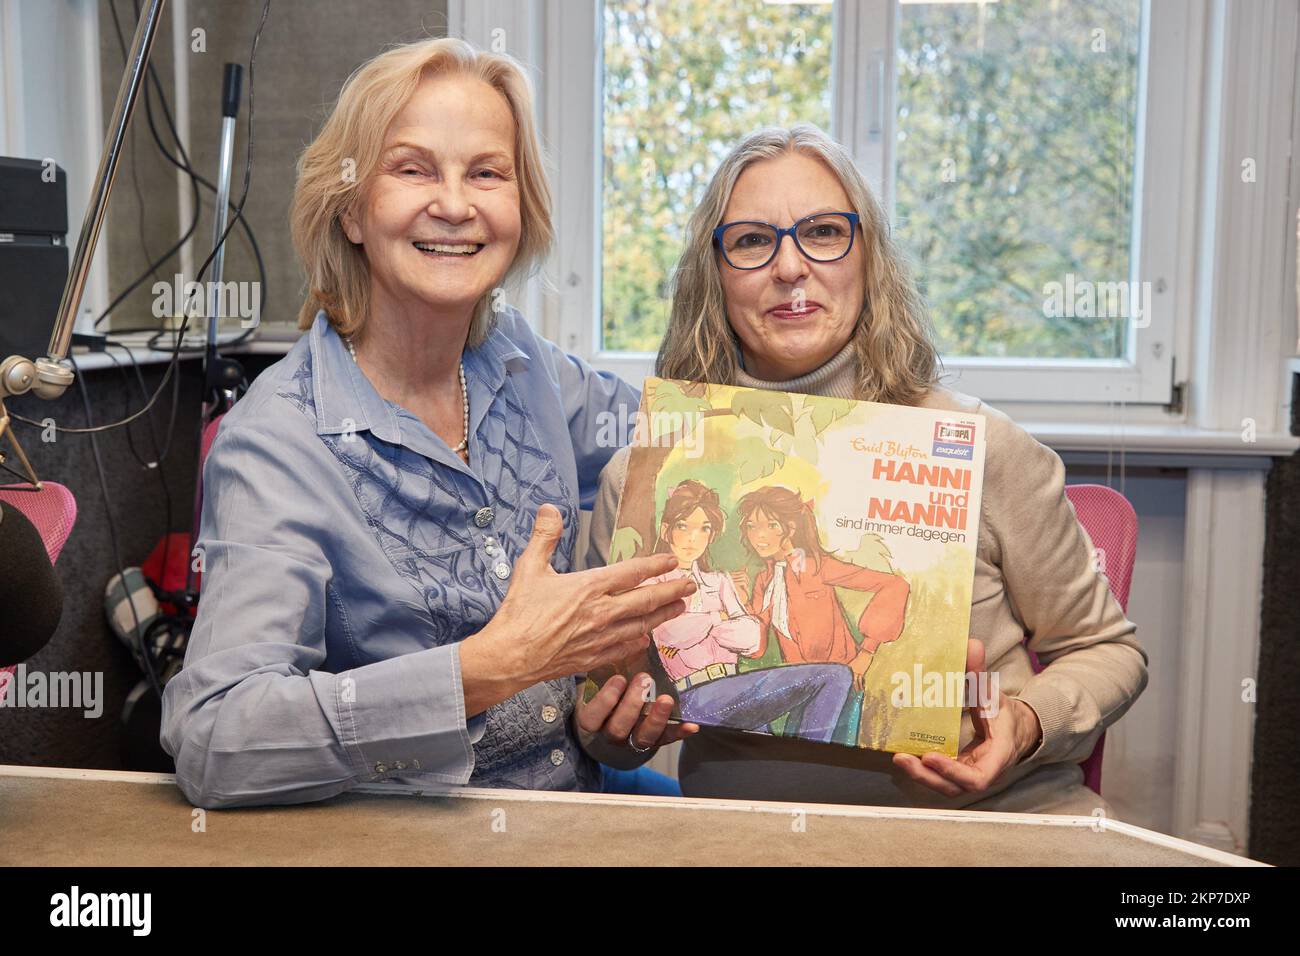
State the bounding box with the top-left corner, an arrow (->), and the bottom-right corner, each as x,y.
1025,484 -> 1138,796
177,414 -> 226,599
200,414 -> 224,466
194,414 -> 226,544
0,482 -> 77,565
0,482 -> 78,677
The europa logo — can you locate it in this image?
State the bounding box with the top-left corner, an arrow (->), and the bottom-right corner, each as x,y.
932,421 -> 976,461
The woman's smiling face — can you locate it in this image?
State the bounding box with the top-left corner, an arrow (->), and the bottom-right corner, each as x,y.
717,150 -> 866,381
342,72 -> 521,321
743,507 -> 791,559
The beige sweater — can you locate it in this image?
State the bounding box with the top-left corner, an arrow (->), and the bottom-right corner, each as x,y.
580,342 -> 1149,816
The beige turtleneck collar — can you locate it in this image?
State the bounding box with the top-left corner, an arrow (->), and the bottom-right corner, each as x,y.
732,339 -> 860,399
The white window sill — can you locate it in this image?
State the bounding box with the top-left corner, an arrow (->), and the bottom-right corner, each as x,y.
1030,422 -> 1298,466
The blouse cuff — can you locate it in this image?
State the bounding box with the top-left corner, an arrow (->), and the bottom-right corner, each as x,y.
327,642 -> 479,785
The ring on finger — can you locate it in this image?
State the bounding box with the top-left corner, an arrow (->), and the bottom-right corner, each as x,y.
627,730 -> 653,754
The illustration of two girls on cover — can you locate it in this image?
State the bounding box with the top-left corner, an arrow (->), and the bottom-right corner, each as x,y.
644,479 -> 911,746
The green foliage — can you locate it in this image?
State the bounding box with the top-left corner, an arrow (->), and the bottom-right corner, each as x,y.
648,379 -> 712,418
840,533 -> 897,575
648,380 -> 711,440
894,0 -> 1141,358
734,436 -> 785,485
808,397 -> 855,435
599,0 -> 1141,361
610,525 -> 644,563
601,0 -> 833,353
729,389 -> 795,436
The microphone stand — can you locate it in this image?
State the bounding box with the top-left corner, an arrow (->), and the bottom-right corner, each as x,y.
182,62 -> 245,607
127,62 -> 248,687
0,0 -> 251,702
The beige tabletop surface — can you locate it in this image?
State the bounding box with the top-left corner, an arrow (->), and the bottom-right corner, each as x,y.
0,765 -> 1263,867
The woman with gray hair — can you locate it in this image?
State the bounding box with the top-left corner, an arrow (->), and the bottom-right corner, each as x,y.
578,124 -> 1149,817
160,37 -> 694,809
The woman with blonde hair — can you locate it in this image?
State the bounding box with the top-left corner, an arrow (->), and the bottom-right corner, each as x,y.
580,124 -> 1148,817
161,37 -> 695,809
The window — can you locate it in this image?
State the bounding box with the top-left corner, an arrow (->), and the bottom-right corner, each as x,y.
487,0 -> 1201,406
894,0 -> 1142,361
601,0 -> 833,353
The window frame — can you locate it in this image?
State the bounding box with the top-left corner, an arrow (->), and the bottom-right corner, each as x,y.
460,0 -> 1210,412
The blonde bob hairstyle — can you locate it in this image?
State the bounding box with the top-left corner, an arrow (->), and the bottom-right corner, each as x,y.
657,123 -> 941,405
290,37 -> 552,346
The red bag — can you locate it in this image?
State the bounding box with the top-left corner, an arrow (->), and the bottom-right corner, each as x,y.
139,532 -> 200,617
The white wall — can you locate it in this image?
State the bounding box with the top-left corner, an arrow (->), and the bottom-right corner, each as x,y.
0,0 -> 108,329
1082,467 -> 1189,836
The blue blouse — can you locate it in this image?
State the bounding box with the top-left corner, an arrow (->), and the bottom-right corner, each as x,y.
160,308 -> 639,808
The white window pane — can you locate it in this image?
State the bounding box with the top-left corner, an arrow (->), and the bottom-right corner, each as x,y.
895,0 -> 1143,360
601,0 -> 833,354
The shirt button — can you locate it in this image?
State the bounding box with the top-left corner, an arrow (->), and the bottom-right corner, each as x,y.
393,761 -> 407,771
541,705 -> 558,723
549,749 -> 565,766
493,562 -> 511,579
374,763 -> 388,774
485,545 -> 498,556
473,507 -> 494,527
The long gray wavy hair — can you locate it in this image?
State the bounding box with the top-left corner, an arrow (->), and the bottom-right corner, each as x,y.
656,123 -> 942,405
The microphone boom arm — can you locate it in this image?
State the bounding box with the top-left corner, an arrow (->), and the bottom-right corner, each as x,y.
0,0 -> 168,489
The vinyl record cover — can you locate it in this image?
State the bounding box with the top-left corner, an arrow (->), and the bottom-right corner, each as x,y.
585,377 -> 988,757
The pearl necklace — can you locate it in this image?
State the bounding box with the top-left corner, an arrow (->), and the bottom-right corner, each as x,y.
345,335 -> 470,454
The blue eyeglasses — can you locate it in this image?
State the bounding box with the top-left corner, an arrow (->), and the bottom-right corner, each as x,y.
713,212 -> 860,270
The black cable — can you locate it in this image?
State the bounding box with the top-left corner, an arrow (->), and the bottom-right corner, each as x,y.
127,106 -> 165,289
94,0 -> 202,330
107,343 -> 177,471
11,0 -> 271,437
103,339 -> 179,463
69,352 -> 165,700
130,0 -> 268,337
108,342 -> 178,613
123,4 -> 268,349
11,350 -> 182,434
130,10 -> 268,352
102,346 -> 177,606
94,0 -> 268,342
48,0 -> 274,697
105,339 -> 203,681
111,337 -> 181,465
102,349 -> 150,468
